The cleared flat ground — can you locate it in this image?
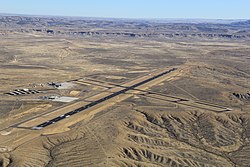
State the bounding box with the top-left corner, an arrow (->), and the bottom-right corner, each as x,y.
0,20 -> 250,167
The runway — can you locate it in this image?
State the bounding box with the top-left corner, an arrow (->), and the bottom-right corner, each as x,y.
28,68 -> 178,130
5,66 -> 230,132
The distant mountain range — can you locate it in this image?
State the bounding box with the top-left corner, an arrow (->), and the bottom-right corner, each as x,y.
230,20 -> 250,27
0,13 -> 248,24
0,13 -> 249,40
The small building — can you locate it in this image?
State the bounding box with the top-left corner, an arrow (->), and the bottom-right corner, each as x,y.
48,82 -> 62,88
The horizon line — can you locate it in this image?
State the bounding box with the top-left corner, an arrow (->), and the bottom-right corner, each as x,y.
0,12 -> 249,21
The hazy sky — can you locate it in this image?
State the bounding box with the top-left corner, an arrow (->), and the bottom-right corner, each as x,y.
0,0 -> 249,19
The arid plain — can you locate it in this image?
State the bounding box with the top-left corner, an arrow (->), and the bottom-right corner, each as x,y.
0,16 -> 250,167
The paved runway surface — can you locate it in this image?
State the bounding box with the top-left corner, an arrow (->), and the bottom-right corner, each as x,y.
32,68 -> 178,130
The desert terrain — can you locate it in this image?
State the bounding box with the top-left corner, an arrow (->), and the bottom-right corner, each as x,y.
0,15 -> 250,167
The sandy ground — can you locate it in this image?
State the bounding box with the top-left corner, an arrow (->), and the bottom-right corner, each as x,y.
0,31 -> 250,167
